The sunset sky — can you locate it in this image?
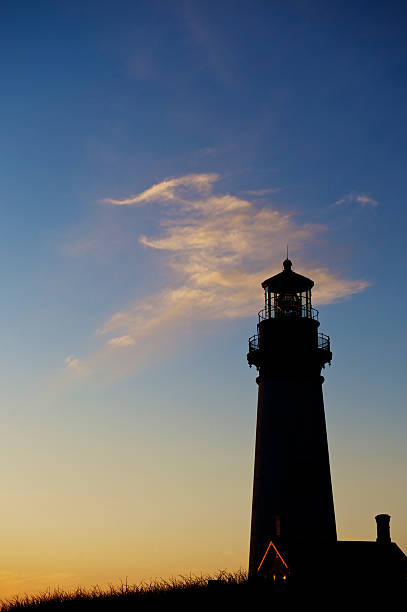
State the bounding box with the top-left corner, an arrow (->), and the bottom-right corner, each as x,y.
0,0 -> 406,599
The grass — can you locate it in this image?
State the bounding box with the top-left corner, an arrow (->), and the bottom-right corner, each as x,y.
1,570 -> 402,610
0,571 -> 256,611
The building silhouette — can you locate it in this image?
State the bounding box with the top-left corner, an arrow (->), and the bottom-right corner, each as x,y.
247,259 -> 407,584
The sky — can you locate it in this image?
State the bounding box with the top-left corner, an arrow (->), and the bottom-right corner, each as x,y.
0,0 -> 406,599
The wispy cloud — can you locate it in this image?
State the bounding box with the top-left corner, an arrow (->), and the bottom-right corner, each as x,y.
332,192 -> 379,208
64,174 -> 368,378
195,145 -> 233,158
181,2 -> 235,86
64,355 -> 87,376
103,173 -> 218,207
245,188 -> 281,196
96,176 -> 366,360
107,335 -> 136,348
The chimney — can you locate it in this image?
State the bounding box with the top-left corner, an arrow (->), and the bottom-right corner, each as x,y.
375,514 -> 391,544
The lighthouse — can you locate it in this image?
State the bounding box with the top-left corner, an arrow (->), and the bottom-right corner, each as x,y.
247,259 -> 337,577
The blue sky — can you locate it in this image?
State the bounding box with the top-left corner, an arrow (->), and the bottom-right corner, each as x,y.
0,0 -> 406,598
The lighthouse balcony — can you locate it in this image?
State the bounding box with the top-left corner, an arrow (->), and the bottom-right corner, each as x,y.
247,332 -> 331,368
258,304 -> 319,323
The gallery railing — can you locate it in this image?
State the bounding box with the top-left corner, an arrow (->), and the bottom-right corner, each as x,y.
248,332 -> 330,353
258,305 -> 319,323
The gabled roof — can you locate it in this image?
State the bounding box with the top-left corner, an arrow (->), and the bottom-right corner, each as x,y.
276,540 -> 407,579
335,541 -> 407,568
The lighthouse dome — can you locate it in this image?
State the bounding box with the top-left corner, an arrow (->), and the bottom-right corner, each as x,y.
261,259 -> 314,292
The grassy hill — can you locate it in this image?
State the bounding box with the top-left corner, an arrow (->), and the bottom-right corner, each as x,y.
0,572 -> 255,611
1,570 -> 404,610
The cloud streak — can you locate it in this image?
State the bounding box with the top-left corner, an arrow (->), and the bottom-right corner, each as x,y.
63,174 -> 368,378
103,173 -> 219,207
245,188 -> 281,196
64,355 -> 87,376
332,192 -> 379,208
89,175 -> 368,370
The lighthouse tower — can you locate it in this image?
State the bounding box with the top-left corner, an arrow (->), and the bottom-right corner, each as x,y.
247,259 -> 337,576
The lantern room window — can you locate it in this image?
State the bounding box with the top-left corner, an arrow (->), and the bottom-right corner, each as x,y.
276,292 -> 301,318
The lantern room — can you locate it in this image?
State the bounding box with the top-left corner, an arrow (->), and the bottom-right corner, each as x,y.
247,259 -> 332,372
260,259 -> 316,321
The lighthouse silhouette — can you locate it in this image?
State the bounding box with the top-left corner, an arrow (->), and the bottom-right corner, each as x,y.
247,258 -> 337,577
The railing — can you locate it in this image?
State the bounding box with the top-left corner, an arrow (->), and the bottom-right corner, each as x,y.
318,333 -> 330,351
258,305 -> 319,323
248,332 -> 330,353
248,334 -> 259,352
